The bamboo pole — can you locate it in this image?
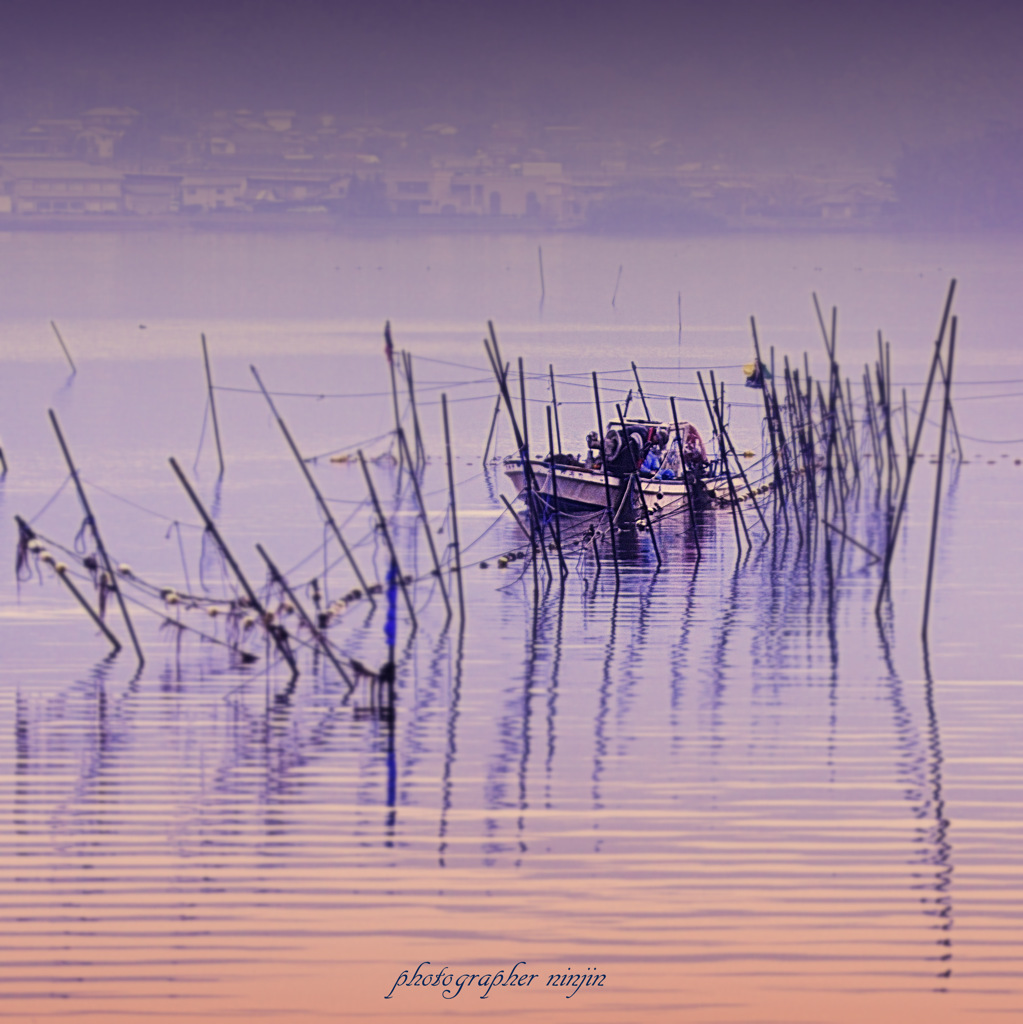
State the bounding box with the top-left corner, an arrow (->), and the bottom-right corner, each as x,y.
357,450 -> 418,630
545,406 -> 569,578
612,264 -> 623,308
501,495 -> 533,543
250,365 -> 375,605
482,388 -> 502,463
53,563 -> 123,652
384,321 -> 404,476
713,379 -> 753,549
17,514 -> 122,653
630,361 -> 651,419
669,396 -> 702,558
402,350 -> 427,471
712,379 -> 770,538
750,317 -> 785,508
168,456 -> 296,678
937,351 -> 965,461
441,394 -> 466,623
922,317 -> 956,642
591,372 -> 620,587
697,374 -> 745,551
200,334 -> 225,477
256,543 -> 353,686
50,321 -> 76,374
49,409 -> 144,668
615,403 -> 661,567
396,427 -> 452,619
876,278 -> 956,613
549,364 -> 562,454
519,358 -> 553,578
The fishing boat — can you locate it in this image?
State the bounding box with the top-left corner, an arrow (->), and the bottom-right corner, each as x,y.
504,417 -> 718,520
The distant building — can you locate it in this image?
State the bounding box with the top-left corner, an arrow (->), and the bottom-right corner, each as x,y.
244,173 -> 339,210
805,182 -> 893,221
2,159 -> 124,214
122,173 -> 183,215
181,175 -> 246,211
383,163 -> 568,221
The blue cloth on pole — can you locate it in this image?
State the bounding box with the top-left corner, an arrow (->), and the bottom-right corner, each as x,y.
385,560 -> 398,648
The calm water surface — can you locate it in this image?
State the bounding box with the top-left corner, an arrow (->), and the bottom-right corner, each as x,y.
0,229 -> 1021,1022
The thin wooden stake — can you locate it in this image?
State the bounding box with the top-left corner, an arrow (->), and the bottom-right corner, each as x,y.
519,358 -> 552,578
615,403 -> 661,567
396,427 -> 451,619
49,409 -> 144,668
669,396 -> 702,559
750,317 -> 785,506
549,364 -> 562,454
592,372 -> 620,587
250,365 -> 375,605
697,373 -> 743,552
713,380 -> 770,539
384,321 -> 404,475
501,494 -> 532,542
922,317 -> 957,642
54,564 -> 123,652
200,334 -> 225,477
402,350 -> 427,470
545,406 -> 569,577
16,515 -> 122,653
630,361 -> 651,419
50,321 -> 76,374
169,456 -> 296,679
256,543 -> 353,687
357,450 -> 418,630
484,333 -> 525,455
711,379 -> 753,549
876,278 -> 956,613
441,395 -> 466,623
482,387 -> 502,463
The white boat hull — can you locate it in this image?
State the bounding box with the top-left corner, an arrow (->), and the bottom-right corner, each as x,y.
504,457 -> 704,518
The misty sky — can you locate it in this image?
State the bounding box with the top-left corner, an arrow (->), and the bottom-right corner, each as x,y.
1,0 -> 1021,167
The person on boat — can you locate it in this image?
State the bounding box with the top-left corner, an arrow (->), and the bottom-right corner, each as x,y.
675,421 -> 707,471
601,423 -> 646,477
650,422 -> 708,481
586,421 -> 707,479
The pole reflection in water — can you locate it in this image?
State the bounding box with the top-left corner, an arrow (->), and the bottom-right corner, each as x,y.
0,412 -> 1007,1024
4,230 -> 1023,1022
2,471 -> 987,1022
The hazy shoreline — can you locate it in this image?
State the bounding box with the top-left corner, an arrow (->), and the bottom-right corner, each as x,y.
0,212 -> 974,238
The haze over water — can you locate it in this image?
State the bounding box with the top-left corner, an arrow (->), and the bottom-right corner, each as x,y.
0,228 -> 1020,1022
